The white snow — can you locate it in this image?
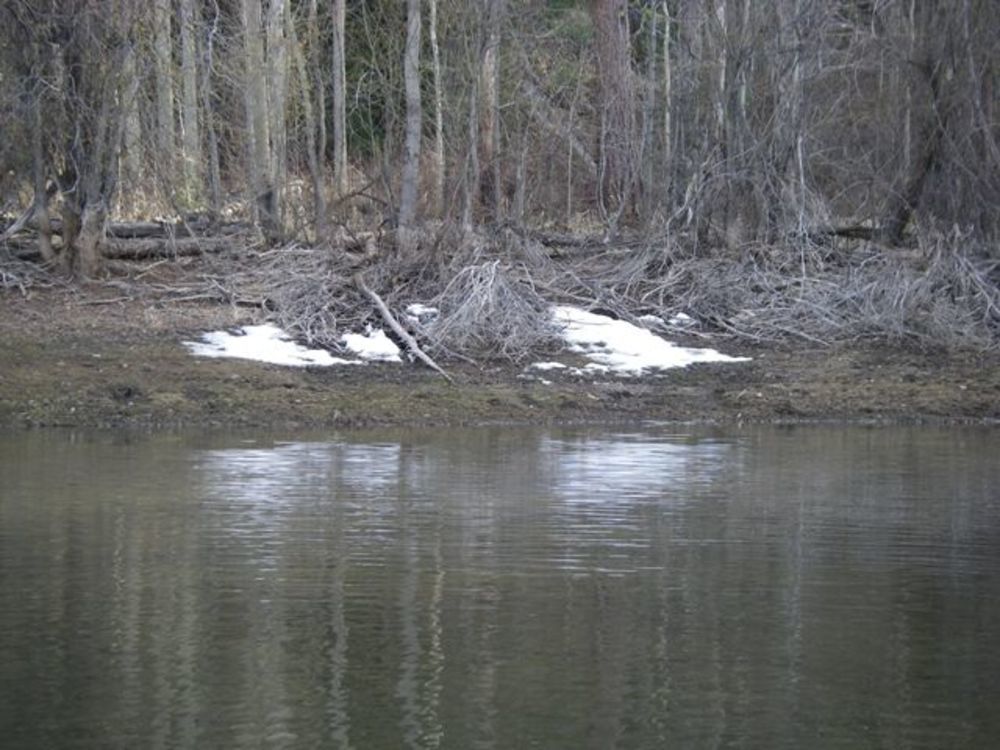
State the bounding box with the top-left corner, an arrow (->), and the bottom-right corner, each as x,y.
528,361 -> 568,371
185,323 -> 401,366
550,305 -> 748,375
669,312 -> 695,327
186,306 -> 744,375
342,328 -> 402,362
405,303 -> 439,324
183,324 -> 350,367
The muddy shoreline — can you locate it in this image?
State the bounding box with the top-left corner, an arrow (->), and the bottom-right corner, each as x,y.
2,287 -> 999,430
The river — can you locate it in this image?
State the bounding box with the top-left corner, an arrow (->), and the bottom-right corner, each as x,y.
1,425 -> 998,748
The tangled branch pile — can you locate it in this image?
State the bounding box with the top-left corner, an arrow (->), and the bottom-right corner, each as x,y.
630,232 -> 1000,351
3,223 -> 998,360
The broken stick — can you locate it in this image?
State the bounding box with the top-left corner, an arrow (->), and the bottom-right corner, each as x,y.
353,271 -> 453,383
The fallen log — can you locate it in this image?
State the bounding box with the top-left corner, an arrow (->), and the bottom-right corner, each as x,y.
101,236 -> 234,260
353,271 -> 453,383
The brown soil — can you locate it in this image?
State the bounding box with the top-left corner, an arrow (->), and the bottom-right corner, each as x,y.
2,284 -> 999,430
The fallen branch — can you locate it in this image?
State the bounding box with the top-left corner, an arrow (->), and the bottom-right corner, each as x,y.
353,271 -> 453,383
0,205 -> 35,244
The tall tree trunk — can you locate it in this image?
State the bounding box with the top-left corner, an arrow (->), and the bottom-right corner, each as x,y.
429,0 -> 445,217
462,79 -> 480,230
31,81 -> 55,265
880,9 -> 950,246
638,6 -> 657,222
200,0 -> 223,216
242,0 -> 275,235
479,0 -> 504,220
289,15 -> 325,237
266,0 -> 288,234
590,0 -> 636,228
331,0 -> 348,197
662,1 -> 672,202
398,0 -> 422,235
179,0 -> 203,202
154,0 -> 176,190
122,48 -> 143,208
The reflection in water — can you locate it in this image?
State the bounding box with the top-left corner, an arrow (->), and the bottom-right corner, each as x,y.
0,427 -> 999,748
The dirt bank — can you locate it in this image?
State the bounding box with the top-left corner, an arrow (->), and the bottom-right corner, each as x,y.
2,285 -> 999,430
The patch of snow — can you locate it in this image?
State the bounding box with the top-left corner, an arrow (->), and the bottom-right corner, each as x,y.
183,324 -> 349,367
552,305 -> 748,375
342,327 -> 402,362
528,361 -> 568,371
669,312 -> 696,327
638,314 -> 665,327
405,303 -> 439,325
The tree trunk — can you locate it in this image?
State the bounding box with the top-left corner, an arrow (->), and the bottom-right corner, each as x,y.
289,15 -> 326,237
398,0 -> 423,235
590,0 -> 636,226
122,47 -> 143,205
200,0 -> 223,216
331,0 -> 348,197
880,60 -> 948,245
662,1 -> 672,200
179,0 -> 203,201
308,0 -> 327,171
266,0 -> 288,235
75,202 -> 106,279
154,0 -> 176,189
242,0 -> 275,236
31,86 -> 56,265
462,77 -> 480,230
479,0 -> 504,220
429,0 -> 445,217
638,6 -> 657,222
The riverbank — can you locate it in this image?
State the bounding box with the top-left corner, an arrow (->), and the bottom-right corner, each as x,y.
2,284 -> 999,429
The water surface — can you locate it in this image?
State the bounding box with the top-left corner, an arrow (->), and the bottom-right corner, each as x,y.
1,426 -> 998,748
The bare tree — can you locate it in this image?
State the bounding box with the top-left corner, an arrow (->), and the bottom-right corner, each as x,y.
179,0 -> 203,202
289,8 -> 325,237
242,0 -> 275,235
331,0 -> 348,198
479,0 -> 505,220
398,0 -> 423,236
266,0 -> 289,234
154,0 -> 176,190
429,0 -> 446,217
590,0 -> 637,231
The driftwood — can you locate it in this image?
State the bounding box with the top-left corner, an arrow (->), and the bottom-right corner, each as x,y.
353,270 -> 453,383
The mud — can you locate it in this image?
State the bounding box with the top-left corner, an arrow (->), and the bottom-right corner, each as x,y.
2,285 -> 999,430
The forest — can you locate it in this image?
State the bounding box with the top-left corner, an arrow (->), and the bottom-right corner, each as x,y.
1,0 -> 999,361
